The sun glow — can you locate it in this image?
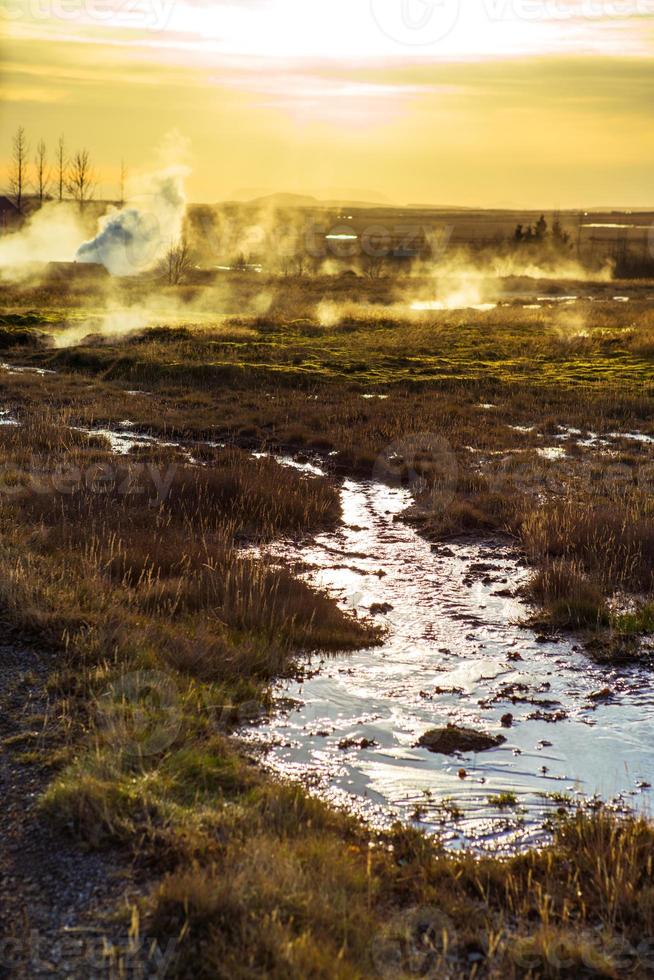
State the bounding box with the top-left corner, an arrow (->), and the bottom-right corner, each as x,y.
3,0 -> 654,204
165,0 -> 651,60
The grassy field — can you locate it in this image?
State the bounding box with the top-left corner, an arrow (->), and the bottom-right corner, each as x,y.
1,273 -> 654,976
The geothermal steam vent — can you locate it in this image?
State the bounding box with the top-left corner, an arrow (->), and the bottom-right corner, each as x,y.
75,170 -> 186,276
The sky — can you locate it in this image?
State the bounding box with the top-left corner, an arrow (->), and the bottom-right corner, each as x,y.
1,0 -> 653,207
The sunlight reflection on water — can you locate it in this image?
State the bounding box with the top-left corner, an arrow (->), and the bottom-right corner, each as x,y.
244,476 -> 654,852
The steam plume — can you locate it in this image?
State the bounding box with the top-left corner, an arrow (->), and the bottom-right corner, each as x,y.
0,202 -> 86,280
76,168 -> 187,276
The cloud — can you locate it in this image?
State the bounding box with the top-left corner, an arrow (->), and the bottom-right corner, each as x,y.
0,83 -> 65,103
1,4 -> 653,207
5,0 -> 654,61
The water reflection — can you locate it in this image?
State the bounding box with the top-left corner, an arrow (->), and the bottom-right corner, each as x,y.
244,477 -> 654,851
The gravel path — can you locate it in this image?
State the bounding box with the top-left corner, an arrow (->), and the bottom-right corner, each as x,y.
0,640 -> 165,979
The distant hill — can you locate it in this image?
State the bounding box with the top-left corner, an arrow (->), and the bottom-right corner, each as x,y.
239,193 -> 321,208
226,189 -> 392,209
404,203 -> 479,211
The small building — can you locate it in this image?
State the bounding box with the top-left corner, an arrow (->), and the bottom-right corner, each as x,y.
47,261 -> 110,281
0,196 -> 23,234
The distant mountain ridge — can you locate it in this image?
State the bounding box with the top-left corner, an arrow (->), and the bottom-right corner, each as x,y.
226,190 -> 392,209
222,192 -> 654,213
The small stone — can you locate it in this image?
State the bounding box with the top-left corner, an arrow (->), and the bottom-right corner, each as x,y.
338,736 -> 378,750
433,545 -> 455,557
369,602 -> 393,616
527,710 -> 567,723
588,687 -> 612,702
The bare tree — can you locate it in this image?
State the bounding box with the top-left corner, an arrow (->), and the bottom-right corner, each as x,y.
57,135 -> 66,202
9,127 -> 29,211
35,139 -> 50,204
67,148 -> 95,209
119,159 -> 127,207
279,248 -> 309,277
361,253 -> 387,280
162,238 -> 192,285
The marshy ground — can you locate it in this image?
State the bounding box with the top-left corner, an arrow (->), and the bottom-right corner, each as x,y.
1,271 -> 654,977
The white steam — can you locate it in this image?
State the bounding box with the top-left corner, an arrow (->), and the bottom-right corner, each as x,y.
402,250 -> 614,313
0,202 -> 87,280
76,167 -> 187,276
53,309 -> 150,348
414,250 -> 614,287
410,278 -> 496,312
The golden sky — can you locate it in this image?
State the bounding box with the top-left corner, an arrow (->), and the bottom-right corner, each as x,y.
1,0 -> 653,206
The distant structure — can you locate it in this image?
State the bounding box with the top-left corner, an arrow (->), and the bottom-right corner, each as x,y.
47,261 -> 110,281
0,196 -> 23,234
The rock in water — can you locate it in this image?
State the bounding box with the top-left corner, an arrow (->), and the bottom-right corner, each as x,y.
416,724 -> 506,754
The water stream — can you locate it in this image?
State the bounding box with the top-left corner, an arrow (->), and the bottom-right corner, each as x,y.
243,476 -> 654,851
1,366 -> 651,852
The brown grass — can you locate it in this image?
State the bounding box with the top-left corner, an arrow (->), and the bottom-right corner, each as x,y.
2,290 -> 654,978
527,558 -> 609,628
522,494 -> 654,594
145,794 -> 654,979
0,412 -> 376,696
